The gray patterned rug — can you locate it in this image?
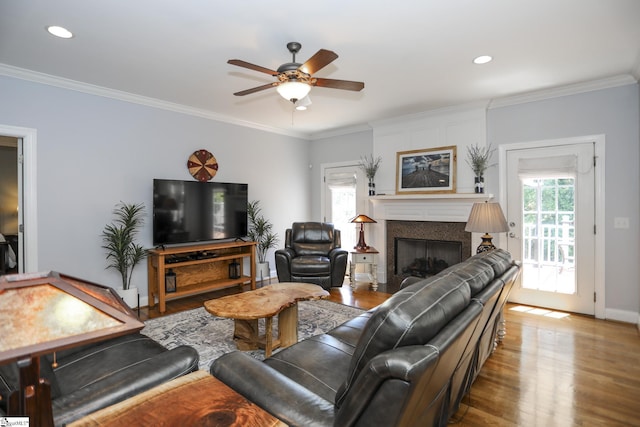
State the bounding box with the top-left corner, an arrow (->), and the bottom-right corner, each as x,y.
142,299 -> 365,370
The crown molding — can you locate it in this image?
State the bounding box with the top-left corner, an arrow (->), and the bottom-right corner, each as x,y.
2,63 -> 637,141
0,63 -> 309,139
309,123 -> 373,141
368,101 -> 490,130
488,74 -> 637,109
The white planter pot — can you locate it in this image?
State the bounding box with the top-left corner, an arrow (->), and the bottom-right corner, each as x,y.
257,262 -> 270,284
117,287 -> 139,309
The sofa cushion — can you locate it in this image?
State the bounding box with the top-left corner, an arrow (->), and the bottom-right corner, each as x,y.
335,271 -> 471,407
291,255 -> 332,276
50,333 -> 169,396
476,248 -> 512,277
265,334 -> 355,402
450,258 -> 495,296
326,310 -> 374,348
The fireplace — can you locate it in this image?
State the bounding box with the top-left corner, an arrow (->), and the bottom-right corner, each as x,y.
368,193 -> 490,285
395,238 -> 462,277
386,220 -> 471,287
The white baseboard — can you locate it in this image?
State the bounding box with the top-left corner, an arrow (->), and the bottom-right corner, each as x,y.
604,307 -> 639,324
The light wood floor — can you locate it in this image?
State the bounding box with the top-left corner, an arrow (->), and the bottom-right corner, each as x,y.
139,281 -> 640,427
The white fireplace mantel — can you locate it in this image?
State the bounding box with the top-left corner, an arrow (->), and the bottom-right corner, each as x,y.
369,193 -> 494,222
366,193 -> 494,284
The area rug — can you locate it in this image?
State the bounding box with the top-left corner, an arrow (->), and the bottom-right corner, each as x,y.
142,300 -> 365,370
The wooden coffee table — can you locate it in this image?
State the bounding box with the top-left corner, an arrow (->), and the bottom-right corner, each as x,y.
204,282 -> 329,357
69,370 -> 285,427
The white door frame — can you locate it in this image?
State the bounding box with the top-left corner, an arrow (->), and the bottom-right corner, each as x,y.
0,124 -> 38,273
499,134 -> 605,319
320,160 -> 368,222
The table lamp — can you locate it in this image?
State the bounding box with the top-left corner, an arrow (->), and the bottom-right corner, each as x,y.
465,201 -> 509,253
351,214 -> 377,250
0,271 -> 144,426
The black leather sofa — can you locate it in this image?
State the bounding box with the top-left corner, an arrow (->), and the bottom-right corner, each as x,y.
211,249 -> 520,427
0,333 -> 199,426
275,222 -> 348,290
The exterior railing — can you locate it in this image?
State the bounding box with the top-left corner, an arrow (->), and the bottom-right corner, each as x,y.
522,219 -> 574,268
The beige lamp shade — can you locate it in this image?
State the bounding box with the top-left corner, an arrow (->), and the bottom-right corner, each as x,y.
465,202 -> 509,253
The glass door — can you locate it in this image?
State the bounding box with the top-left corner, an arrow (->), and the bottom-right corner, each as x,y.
506,142 -> 595,314
323,165 -> 359,250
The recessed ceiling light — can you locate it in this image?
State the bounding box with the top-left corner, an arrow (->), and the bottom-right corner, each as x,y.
473,55 -> 492,65
46,25 -> 74,39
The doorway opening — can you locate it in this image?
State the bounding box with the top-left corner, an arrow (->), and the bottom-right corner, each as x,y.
0,137 -> 19,274
0,124 -> 39,274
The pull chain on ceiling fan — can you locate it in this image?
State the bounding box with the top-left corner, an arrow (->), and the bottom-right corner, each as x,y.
228,42 -> 365,104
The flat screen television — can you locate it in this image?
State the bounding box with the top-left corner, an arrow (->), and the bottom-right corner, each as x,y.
152,179 -> 248,246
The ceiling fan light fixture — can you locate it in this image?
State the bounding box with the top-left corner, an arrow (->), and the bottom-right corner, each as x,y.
277,81 -> 311,102
295,96 -> 312,111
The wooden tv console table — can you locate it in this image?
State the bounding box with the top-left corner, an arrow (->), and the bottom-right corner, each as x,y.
147,241 -> 256,313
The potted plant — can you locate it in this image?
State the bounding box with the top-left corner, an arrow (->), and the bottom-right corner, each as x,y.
247,200 -> 278,283
466,143 -> 494,193
101,202 -> 147,308
359,154 -> 382,195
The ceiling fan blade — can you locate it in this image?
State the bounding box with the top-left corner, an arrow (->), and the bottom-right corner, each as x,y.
228,59 -> 278,76
299,49 -> 339,75
233,82 -> 278,96
313,78 -> 364,92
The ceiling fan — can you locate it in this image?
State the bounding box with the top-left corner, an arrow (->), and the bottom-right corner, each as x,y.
228,42 -> 365,105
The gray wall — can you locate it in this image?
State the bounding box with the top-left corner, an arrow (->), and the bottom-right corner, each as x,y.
313,83 -> 640,319
2,73 -> 638,319
309,129 -> 373,221
0,75 -> 310,302
488,83 -> 640,316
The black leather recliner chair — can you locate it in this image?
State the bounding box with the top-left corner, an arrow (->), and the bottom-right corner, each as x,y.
275,222 -> 348,290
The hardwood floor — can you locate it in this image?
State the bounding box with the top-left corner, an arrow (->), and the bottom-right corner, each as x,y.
139,281 -> 640,427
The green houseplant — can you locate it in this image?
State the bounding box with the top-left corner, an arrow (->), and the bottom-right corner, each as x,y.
101,202 -> 147,306
247,200 -> 278,281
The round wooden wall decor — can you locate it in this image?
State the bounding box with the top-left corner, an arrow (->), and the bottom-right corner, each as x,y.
187,149 -> 218,182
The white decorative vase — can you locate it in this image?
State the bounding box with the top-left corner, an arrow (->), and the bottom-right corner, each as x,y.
257,262 -> 270,285
117,287 -> 139,309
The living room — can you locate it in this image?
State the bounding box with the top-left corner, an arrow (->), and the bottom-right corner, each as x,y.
1,2 -> 640,426
0,1 -> 638,322
1,70 -> 639,325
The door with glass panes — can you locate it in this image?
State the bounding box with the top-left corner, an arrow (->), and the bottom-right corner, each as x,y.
506,142 -> 595,314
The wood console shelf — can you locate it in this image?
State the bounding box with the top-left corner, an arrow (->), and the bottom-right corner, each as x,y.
147,240 -> 256,314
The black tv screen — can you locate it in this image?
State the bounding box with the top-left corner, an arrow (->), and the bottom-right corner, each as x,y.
153,179 -> 248,246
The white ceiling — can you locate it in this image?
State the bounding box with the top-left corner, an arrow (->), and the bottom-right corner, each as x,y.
1,1 -> 639,139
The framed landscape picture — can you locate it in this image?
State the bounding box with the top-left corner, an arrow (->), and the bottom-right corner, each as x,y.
396,146 -> 457,194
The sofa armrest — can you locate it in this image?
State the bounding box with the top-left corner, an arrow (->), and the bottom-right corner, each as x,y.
334,345 -> 440,426
328,247 -> 347,263
329,248 -> 348,285
211,351 -> 334,427
53,345 -> 198,426
275,248 -> 295,282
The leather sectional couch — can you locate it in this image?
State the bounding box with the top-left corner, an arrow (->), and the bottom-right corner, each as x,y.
211,248 -> 520,427
0,333 -> 199,426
